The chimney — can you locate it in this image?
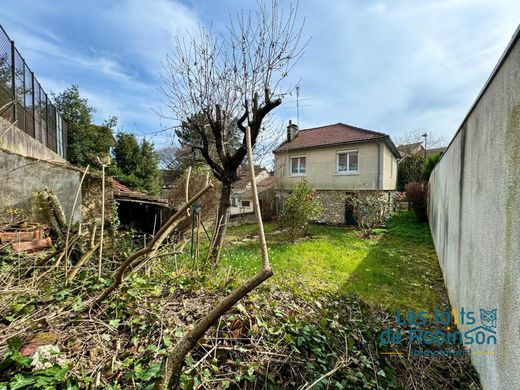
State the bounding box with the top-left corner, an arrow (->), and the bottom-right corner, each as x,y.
287,120 -> 298,142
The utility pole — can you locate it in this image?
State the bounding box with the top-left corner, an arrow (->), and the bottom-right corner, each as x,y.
422,132 -> 428,158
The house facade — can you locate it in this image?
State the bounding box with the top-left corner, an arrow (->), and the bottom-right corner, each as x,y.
229,166 -> 270,218
273,122 -> 400,224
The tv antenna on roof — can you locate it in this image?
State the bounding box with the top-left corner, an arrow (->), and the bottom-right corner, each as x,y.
296,85 -> 300,127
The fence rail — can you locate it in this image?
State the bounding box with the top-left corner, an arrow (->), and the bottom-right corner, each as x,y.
0,25 -> 67,158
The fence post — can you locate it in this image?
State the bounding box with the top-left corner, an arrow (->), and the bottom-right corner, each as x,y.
10,40 -> 16,123
31,72 -> 36,141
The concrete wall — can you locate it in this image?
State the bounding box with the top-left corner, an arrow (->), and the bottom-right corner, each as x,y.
428,27 -> 520,390
1,118 -> 66,163
0,150 -> 82,224
274,141 -> 397,191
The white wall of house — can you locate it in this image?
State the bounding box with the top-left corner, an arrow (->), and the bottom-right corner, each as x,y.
229,170 -> 269,216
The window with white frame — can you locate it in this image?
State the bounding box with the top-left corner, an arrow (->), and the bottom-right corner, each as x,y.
290,156 -> 306,175
336,150 -> 358,173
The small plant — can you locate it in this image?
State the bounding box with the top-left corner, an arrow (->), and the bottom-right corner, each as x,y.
405,182 -> 428,222
280,180 -> 323,242
345,192 -> 390,238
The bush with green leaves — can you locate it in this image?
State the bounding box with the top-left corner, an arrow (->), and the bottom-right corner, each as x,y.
345,192 -> 391,238
422,152 -> 441,182
397,155 -> 425,191
280,180 -> 323,242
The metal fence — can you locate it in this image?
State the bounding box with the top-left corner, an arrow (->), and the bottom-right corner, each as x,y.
0,25 -> 67,158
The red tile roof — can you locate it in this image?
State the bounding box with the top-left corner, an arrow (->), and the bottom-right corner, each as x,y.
273,123 -> 392,153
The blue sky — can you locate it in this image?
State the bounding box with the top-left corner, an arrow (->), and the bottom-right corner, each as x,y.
2,0 -> 519,149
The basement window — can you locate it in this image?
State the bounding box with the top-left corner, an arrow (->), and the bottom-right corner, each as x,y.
242,200 -> 251,207
290,156 -> 306,175
337,150 -> 358,174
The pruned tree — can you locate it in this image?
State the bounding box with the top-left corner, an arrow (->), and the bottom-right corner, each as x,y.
161,0 -> 307,261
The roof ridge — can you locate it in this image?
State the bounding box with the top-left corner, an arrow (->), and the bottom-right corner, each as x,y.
298,122 -> 388,137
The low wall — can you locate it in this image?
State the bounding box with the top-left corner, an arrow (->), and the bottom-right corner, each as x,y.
0,149 -> 82,224
1,118 -> 66,163
428,27 -> 520,389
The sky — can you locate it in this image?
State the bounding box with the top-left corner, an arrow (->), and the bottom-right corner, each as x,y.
1,0 -> 519,150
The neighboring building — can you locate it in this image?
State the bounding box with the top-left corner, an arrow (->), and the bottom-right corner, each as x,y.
397,142 -> 424,158
229,165 -> 270,218
426,146 -> 447,157
273,122 -> 400,224
397,142 -> 446,159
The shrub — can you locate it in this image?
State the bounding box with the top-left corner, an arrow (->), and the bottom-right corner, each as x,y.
280,180 -> 323,242
422,153 -> 441,182
397,155 -> 425,190
345,192 -> 391,238
405,182 -> 428,222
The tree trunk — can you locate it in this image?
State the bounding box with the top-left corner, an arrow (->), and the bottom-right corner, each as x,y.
209,182 -> 232,262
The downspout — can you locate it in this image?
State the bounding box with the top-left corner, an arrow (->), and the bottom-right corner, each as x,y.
376,142 -> 381,190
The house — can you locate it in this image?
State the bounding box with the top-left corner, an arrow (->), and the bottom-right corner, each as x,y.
426,146 -> 446,157
272,122 -> 400,224
397,142 -> 446,159
397,142 -> 424,158
229,166 -> 270,221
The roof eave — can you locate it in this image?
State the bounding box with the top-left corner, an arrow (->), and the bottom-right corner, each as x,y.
273,136 -> 400,156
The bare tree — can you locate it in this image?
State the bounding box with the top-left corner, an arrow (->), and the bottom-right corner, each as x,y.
155,127 -> 273,389
395,128 -> 447,149
161,0 -> 306,261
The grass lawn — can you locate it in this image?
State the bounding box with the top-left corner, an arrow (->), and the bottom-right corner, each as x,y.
222,211 -> 446,313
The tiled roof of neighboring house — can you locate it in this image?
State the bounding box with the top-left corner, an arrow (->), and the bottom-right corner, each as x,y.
112,178 -> 169,206
241,175 -> 274,198
397,142 -> 423,153
232,165 -> 268,190
273,123 -> 400,157
426,147 -> 447,156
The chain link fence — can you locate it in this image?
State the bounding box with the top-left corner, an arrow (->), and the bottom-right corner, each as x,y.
0,25 -> 67,158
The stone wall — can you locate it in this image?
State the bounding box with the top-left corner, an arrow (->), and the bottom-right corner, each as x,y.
275,189 -> 394,225
81,173 -> 115,226
316,190 -> 346,224
428,27 -> 520,389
